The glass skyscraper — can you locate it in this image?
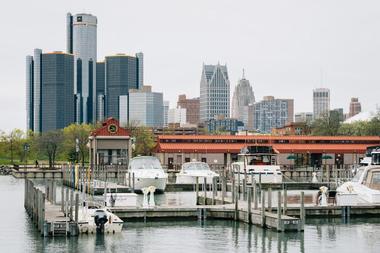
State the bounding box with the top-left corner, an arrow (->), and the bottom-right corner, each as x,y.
105,54 -> 139,120
26,50 -> 75,132
128,86 -> 164,128
200,64 -> 230,122
67,13 -> 97,124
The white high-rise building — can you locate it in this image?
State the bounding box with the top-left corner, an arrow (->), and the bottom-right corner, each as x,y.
163,101 -> 169,127
136,52 -> 144,89
200,63 -> 230,122
231,72 -> 255,127
67,13 -> 97,124
119,95 -> 129,127
313,88 -> 330,120
168,107 -> 187,126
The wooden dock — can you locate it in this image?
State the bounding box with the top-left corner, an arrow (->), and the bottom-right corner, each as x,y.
24,179 -> 79,237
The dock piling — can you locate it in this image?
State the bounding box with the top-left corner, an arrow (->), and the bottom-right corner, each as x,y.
247,186 -> 252,223
268,188 -> 272,212
196,177 -> 199,204
277,191 -> 282,231
283,187 -> 287,215
74,193 -> 79,223
300,191 -> 305,230
69,190 -> 74,220
261,191 -> 265,226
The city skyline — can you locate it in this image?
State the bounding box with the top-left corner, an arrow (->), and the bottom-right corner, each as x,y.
1,0 -> 380,131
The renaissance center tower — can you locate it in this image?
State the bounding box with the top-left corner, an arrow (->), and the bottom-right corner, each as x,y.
67,13 -> 97,123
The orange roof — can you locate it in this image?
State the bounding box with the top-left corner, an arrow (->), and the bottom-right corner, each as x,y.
156,143 -> 372,154
157,135 -> 380,141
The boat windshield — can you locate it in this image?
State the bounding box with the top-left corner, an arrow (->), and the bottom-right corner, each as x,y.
238,154 -> 273,165
182,163 -> 210,171
130,157 -> 162,170
352,168 -> 364,182
372,152 -> 380,165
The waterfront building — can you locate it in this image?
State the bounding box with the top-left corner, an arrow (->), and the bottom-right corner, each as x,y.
349,97 -> 362,118
177,95 -> 200,125
155,135 -> 380,168
313,88 -> 330,120
105,54 -> 139,120
231,72 -> 255,127
206,117 -> 244,134
200,64 -> 230,122
249,96 -> 294,133
295,112 -> 313,124
128,86 -> 164,127
67,13 -> 97,124
26,50 -> 75,132
168,107 -> 187,126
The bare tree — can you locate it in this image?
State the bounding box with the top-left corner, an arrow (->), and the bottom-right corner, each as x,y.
37,130 -> 63,168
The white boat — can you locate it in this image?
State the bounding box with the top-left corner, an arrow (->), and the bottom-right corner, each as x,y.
176,162 -> 219,184
231,146 -> 282,184
126,156 -> 168,192
77,206 -> 123,234
336,149 -> 380,206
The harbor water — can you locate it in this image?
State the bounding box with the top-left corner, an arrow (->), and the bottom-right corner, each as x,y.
1,176 -> 380,253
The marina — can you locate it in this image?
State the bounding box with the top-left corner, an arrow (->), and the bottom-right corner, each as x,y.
1,175 -> 380,253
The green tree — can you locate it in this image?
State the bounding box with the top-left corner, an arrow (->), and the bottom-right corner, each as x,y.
36,130 -> 63,168
127,125 -> 155,156
311,112 -> 341,136
63,124 -> 94,166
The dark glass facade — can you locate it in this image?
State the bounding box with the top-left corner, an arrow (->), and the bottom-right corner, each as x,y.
41,53 -> 75,132
105,55 -> 139,119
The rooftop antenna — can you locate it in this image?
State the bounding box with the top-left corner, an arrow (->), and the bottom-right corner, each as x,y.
242,68 -> 245,79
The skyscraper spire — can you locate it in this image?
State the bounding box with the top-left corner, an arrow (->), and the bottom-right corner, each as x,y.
242,68 -> 245,79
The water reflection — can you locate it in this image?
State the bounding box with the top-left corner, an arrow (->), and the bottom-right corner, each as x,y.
1,176 -> 380,253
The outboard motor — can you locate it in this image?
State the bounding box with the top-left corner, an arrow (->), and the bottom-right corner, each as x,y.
94,209 -> 108,233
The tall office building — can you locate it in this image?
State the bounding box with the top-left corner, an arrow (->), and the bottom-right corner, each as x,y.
41,52 -> 75,132
250,96 -> 294,133
200,63 -> 230,122
128,86 -> 164,127
177,95 -> 200,125
168,107 -> 187,126
349,97 -> 361,118
96,62 -> 105,122
136,52 -> 144,89
26,55 -> 34,131
26,50 -> 75,132
295,112 -> 313,123
231,72 -> 255,127
313,88 -> 330,120
67,13 -> 97,124
163,101 -> 169,127
33,49 -> 42,132
105,54 -> 139,120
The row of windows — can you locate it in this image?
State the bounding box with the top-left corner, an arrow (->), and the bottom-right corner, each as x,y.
161,139 -> 380,145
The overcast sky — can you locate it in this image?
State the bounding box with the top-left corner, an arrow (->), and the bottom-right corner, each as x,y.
1,0 -> 379,132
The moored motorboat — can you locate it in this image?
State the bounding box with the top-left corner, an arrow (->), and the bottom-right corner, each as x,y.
77,206 -> 123,234
336,149 -> 380,206
231,146 -> 282,184
126,156 -> 168,192
176,161 -> 219,184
